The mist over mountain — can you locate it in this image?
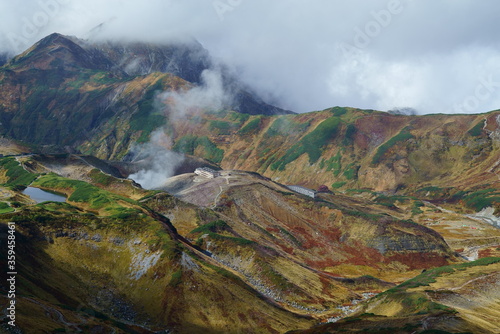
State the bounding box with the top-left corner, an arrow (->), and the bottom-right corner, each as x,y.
2,32 -> 500,193
2,1 -> 500,113
0,18 -> 499,334
0,52 -> 8,66
0,32 -> 291,156
78,35 -> 289,115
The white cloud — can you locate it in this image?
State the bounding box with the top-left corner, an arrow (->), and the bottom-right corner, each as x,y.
328,46 -> 500,114
1,0 -> 500,114
162,69 -> 232,119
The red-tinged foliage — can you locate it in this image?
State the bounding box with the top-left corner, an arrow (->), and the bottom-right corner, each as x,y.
384,252 -> 449,270
302,238 -> 328,250
323,228 -> 342,242
248,311 -> 279,334
353,115 -> 410,151
478,248 -> 493,258
341,242 -> 384,266
318,274 -> 340,295
318,249 -> 328,256
279,244 -> 295,254
305,258 -> 341,269
321,271 -> 342,278
485,113 -> 499,131
291,226 -> 322,249
237,313 -> 247,322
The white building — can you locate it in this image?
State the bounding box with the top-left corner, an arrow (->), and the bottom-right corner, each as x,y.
287,185 -> 316,198
194,167 -> 221,178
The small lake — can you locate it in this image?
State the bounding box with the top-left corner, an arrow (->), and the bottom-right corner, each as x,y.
23,187 -> 66,203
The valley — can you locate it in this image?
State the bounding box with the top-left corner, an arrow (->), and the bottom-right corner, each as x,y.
0,33 -> 499,333
0,153 -> 498,333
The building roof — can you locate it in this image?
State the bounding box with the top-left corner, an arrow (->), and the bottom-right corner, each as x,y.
288,185 -> 316,193
195,167 -> 219,173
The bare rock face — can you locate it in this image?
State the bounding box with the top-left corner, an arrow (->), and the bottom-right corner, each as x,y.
486,113 -> 500,143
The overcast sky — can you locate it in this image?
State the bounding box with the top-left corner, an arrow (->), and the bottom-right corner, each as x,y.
1,0 -> 500,114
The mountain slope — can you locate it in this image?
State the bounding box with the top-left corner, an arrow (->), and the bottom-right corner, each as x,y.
0,33 -> 291,156
0,155 -> 315,333
76,36 -> 290,116
0,153 -> 467,333
160,108 -> 500,210
0,32 -> 500,333
8,33 -> 115,72
157,171 -> 458,279
3,33 -> 500,205
82,37 -> 212,81
289,257 -> 500,334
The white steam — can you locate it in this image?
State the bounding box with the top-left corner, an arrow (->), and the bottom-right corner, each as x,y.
128,69 -> 230,189
128,129 -> 184,190
162,69 -> 232,117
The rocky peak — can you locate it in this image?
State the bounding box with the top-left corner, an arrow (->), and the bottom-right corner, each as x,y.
9,33 -> 114,71
4,32 -> 291,116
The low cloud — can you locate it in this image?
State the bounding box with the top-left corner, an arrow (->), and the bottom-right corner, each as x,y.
162,69 -> 232,118
328,46 -> 500,114
1,1 -> 500,114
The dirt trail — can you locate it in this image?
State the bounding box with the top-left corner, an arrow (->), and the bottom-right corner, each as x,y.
421,201 -> 500,260
212,185 -> 224,209
447,272 -> 498,292
0,187 -> 10,199
23,297 -> 85,332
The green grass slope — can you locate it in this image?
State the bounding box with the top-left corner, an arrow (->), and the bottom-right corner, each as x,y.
0,156 -> 315,333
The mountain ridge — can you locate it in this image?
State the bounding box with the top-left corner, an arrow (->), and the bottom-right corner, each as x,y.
4,33 -> 291,113
1,153 -> 497,333
0,32 -> 500,333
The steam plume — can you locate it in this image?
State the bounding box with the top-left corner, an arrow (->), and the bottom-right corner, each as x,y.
128,129 -> 184,190
128,69 -> 231,189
